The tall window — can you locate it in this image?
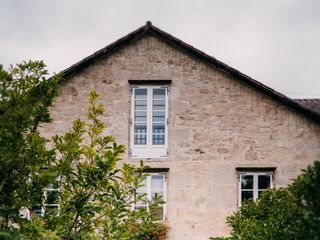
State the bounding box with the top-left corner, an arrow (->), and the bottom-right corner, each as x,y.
131,86 -> 168,158
238,172 -> 273,205
135,172 -> 167,220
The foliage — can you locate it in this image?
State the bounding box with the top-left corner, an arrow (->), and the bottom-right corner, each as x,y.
0,61 -> 60,235
210,161 -> 320,240
0,61 -> 167,239
44,91 -> 167,239
290,161 -> 320,239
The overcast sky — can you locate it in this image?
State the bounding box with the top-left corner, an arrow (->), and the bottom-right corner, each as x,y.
1,0 -> 319,98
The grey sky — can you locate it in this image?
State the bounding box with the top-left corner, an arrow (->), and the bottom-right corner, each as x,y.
1,0 -> 320,98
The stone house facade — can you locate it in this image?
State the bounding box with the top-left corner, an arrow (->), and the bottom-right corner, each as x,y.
41,22 -> 320,239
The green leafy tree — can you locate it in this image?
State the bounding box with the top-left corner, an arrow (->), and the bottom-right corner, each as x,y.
210,161 -> 320,240
0,61 -> 60,235
290,161 -> 320,239
42,91 -> 167,239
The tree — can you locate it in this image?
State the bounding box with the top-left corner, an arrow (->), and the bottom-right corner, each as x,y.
0,61 -> 60,235
210,161 -> 320,240
0,61 -> 168,239
44,91 -> 167,239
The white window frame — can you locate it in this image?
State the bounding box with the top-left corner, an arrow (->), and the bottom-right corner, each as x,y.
130,86 -> 169,158
238,172 -> 274,206
134,172 -> 167,221
31,176 -> 60,217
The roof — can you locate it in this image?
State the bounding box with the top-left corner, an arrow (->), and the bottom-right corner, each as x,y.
294,99 -> 320,115
60,21 -> 320,124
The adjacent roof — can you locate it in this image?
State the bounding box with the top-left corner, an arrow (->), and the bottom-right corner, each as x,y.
60,21 -> 320,124
294,99 -> 320,115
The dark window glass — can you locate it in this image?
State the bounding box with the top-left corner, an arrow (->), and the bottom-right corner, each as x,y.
152,134 -> 165,145
241,175 -> 253,189
134,134 -> 147,145
135,124 -> 147,134
258,175 -> 271,189
153,123 -> 165,133
241,191 -> 253,202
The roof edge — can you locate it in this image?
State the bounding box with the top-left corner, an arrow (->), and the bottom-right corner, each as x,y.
58,21 -> 320,124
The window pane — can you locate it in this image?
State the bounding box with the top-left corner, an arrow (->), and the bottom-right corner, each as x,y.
258,175 -> 271,189
152,206 -> 164,221
32,206 -> 42,216
151,175 -> 164,190
241,175 -> 253,189
135,100 -> 147,110
135,89 -> 147,99
153,111 -> 165,122
134,135 -> 146,145
241,191 -> 253,202
153,123 -> 165,133
47,190 -> 59,205
153,88 -> 165,99
152,134 -> 165,145
134,111 -> 147,122
134,205 -> 147,210
135,123 -> 147,133
153,100 -> 165,110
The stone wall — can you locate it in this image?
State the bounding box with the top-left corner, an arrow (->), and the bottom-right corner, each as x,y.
41,34 -> 320,240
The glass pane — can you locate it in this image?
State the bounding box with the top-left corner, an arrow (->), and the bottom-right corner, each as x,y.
153,111 -> 165,122
134,205 -> 147,210
153,123 -> 165,133
134,123 -> 147,133
47,190 -> 58,205
153,100 -> 165,110
151,175 -> 164,190
135,100 -> 147,110
152,206 -> 164,221
241,175 -> 253,189
241,191 -> 253,202
134,134 -> 146,145
32,206 -> 42,216
134,111 -> 147,122
152,134 -> 165,145
135,89 -> 147,99
153,88 -> 165,99
151,193 -> 164,205
258,175 -> 271,189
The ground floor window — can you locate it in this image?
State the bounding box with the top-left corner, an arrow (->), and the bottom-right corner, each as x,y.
135,172 -> 167,220
238,171 -> 274,206
31,176 -> 60,217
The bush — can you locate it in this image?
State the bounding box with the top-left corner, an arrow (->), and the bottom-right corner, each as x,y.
211,161 -> 320,240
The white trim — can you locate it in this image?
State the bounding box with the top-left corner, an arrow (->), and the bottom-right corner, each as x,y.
238,171 -> 274,206
130,86 -> 169,158
134,172 -> 167,220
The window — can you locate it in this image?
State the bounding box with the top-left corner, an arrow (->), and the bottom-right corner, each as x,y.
135,172 -> 167,220
238,172 -> 273,205
130,86 -> 168,158
31,177 -> 60,217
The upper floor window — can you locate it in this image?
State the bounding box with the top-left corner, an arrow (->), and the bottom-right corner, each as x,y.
130,86 -> 168,158
238,171 -> 274,206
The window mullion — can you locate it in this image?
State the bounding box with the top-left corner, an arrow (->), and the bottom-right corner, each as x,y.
253,174 -> 258,201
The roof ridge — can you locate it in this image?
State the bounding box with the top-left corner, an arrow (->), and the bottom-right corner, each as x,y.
57,22 -> 320,124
